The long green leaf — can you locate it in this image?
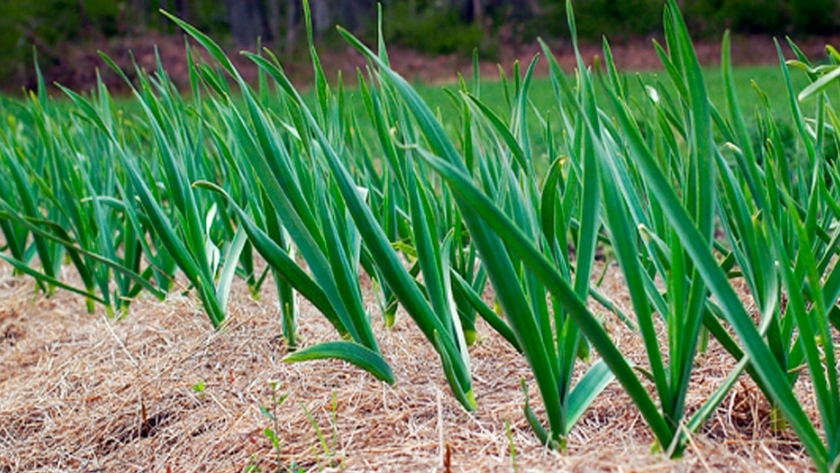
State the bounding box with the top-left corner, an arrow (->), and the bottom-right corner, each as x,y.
283,341 -> 395,384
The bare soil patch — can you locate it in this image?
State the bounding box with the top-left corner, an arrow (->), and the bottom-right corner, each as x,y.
0,262 -> 817,472
16,33 -> 840,94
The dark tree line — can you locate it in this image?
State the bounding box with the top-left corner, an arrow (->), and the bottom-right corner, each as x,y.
162,0 -> 378,47
210,0 -> 504,48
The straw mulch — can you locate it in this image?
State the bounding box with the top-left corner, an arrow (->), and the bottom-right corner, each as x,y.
0,262 -> 817,472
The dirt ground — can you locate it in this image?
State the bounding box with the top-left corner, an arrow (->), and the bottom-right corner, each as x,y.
0,259 -> 819,472
16,32 -> 840,95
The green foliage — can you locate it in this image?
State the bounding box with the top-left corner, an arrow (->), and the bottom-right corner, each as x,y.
573,0 -> 665,38
0,0 -> 120,67
383,3 -> 495,57
539,0 -> 840,39
789,0 -> 839,34
681,0 -> 788,35
721,0 -> 787,34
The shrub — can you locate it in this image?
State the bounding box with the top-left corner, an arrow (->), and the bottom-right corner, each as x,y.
383,3 -> 497,58
789,0 -> 839,34
720,0 -> 788,34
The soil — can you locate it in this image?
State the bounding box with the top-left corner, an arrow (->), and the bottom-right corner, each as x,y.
0,261 -> 818,472
13,32 -> 840,95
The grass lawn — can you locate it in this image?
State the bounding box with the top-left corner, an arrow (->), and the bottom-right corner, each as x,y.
410,65 -> 810,137
2,64 -> 807,136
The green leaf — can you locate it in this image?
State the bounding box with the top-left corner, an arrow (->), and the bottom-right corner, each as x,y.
798,65 -> 840,102
283,341 -> 395,384
565,360 -> 615,432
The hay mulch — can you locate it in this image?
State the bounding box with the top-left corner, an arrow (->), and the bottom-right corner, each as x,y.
0,261 -> 817,472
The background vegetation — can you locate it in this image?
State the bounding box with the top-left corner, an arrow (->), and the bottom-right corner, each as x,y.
0,0 -> 838,88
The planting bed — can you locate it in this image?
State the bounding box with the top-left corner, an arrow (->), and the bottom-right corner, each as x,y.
0,263 -> 815,471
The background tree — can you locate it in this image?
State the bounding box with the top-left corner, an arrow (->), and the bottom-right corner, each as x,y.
223,0 -> 271,45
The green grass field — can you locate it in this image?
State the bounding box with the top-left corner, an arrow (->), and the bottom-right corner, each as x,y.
413,65 -> 806,116
2,64 -> 805,135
